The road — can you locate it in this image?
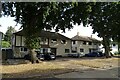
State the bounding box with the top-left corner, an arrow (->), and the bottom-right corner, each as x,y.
52,67 -> 120,80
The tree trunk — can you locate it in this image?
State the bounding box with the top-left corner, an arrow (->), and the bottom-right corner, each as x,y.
29,49 -> 40,64
118,41 -> 120,52
103,36 -> 111,58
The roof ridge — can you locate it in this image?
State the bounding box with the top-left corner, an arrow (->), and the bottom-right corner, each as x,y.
71,34 -> 100,42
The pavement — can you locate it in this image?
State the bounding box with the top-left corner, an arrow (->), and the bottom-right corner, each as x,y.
53,67 -> 120,79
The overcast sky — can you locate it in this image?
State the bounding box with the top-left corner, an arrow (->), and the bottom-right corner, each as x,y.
0,16 -> 102,40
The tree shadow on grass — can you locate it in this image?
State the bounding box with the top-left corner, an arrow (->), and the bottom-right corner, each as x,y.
2,68 -> 75,79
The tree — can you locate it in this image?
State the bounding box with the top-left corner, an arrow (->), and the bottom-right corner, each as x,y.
4,26 -> 16,43
2,2 -> 77,63
1,41 -> 10,48
2,2 -> 92,63
87,2 -> 120,57
2,2 -> 120,61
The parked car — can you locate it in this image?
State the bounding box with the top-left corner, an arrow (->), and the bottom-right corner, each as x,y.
98,51 -> 105,57
67,53 -> 85,58
37,53 -> 56,61
24,52 -> 56,61
35,48 -> 56,61
85,52 -> 104,57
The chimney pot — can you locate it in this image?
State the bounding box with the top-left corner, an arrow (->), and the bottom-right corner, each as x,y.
77,32 -> 79,36
91,35 -> 92,38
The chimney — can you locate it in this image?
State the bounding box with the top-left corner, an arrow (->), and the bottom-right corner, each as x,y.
77,32 -> 79,36
91,35 -> 92,38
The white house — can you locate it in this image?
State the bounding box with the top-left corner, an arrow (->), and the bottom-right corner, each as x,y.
12,30 -> 72,58
71,32 -> 101,54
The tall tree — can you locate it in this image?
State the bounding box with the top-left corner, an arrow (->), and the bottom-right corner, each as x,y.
2,2 -> 93,63
4,26 -> 16,43
2,2 -> 120,62
87,2 -> 120,57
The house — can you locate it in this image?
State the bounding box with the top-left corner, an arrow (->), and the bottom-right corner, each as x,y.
12,30 -> 72,58
71,32 -> 101,54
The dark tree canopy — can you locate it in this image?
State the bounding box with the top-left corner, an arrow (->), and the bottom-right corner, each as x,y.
4,26 -> 16,43
2,2 -> 93,49
2,2 -> 120,60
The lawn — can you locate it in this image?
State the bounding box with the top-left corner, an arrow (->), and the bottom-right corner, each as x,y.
1,57 -> 119,78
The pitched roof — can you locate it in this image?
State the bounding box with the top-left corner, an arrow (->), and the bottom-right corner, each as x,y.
13,30 -> 71,40
71,35 -> 101,42
0,31 -> 3,34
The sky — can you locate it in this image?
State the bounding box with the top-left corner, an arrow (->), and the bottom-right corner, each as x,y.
0,16 -> 102,40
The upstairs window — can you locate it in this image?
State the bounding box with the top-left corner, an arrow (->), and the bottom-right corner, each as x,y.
40,38 -> 48,44
89,42 -> 92,45
73,40 -> 76,44
61,40 -> 66,44
83,41 -> 86,45
51,39 -> 57,43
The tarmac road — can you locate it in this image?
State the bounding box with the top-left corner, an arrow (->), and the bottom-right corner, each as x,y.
53,67 -> 120,79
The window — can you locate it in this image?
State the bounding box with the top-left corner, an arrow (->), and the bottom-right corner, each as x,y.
65,49 -> 70,53
72,47 -> 77,53
61,40 -> 66,44
24,48 -> 27,51
94,43 -> 97,45
89,49 -> 92,53
40,38 -> 48,44
73,40 -> 76,44
80,48 -> 84,52
20,47 -> 27,52
113,44 -> 116,46
88,42 -> 92,45
51,39 -> 57,43
43,48 -> 48,53
83,41 -> 86,45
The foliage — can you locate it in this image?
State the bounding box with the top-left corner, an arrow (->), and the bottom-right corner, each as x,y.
2,2 -> 120,58
87,2 -> 120,57
4,26 -> 16,43
1,40 -> 10,48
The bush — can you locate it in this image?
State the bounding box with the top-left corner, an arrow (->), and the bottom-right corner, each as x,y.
1,41 -> 10,48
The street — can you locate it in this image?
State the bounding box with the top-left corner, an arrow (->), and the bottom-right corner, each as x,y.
54,67 -> 119,78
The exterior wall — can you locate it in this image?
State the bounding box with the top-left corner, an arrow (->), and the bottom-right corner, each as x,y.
72,40 -> 100,54
49,38 -> 72,56
12,35 -> 28,58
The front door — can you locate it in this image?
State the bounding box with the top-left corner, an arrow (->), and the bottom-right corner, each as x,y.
51,48 -> 57,55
